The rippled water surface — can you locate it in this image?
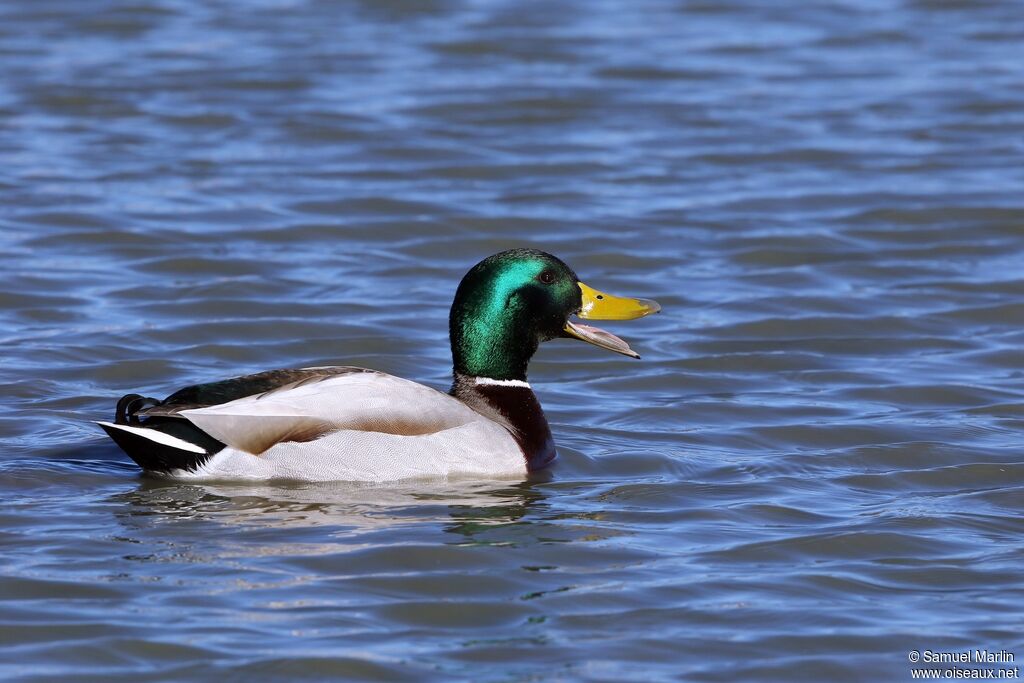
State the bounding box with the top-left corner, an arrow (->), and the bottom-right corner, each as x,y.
3,1 -> 1024,681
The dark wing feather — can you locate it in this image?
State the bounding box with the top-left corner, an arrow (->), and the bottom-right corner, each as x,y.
139,366 -> 375,417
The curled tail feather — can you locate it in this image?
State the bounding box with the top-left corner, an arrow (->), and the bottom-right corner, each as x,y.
115,393 -> 161,425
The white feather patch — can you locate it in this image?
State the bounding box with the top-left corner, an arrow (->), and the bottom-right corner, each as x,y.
96,421 -> 206,454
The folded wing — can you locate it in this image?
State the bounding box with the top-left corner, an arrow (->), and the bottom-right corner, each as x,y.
180,371 -> 489,454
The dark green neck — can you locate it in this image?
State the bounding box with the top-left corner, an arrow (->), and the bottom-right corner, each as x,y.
449,257 -> 548,381
450,294 -> 538,381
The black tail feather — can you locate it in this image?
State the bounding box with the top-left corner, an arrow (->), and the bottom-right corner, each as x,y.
105,393 -> 225,474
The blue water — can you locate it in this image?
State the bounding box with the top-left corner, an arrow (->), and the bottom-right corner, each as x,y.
2,1 -> 1024,681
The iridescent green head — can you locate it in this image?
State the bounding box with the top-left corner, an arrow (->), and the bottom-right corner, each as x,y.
449,249 -> 661,381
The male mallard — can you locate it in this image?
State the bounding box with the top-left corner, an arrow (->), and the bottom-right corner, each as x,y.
99,249 -> 660,481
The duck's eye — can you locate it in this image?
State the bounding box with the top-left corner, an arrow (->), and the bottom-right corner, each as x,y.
538,270 -> 556,285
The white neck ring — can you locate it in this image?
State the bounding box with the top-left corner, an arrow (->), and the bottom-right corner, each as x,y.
473,376 -> 531,389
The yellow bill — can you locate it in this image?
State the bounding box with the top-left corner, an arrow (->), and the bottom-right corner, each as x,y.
563,281 -> 661,358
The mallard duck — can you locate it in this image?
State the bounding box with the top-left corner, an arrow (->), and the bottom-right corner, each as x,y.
99,249 -> 660,481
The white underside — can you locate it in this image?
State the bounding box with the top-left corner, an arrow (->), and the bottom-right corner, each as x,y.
138,370 -> 526,482
174,421 -> 525,482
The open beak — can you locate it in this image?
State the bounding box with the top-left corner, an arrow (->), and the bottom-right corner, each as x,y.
562,282 -> 661,359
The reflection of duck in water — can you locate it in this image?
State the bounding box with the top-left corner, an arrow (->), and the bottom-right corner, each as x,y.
116,478 -> 544,535
99,249 -> 659,482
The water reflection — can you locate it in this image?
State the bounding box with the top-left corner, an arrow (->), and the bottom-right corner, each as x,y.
112,476 -> 549,538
